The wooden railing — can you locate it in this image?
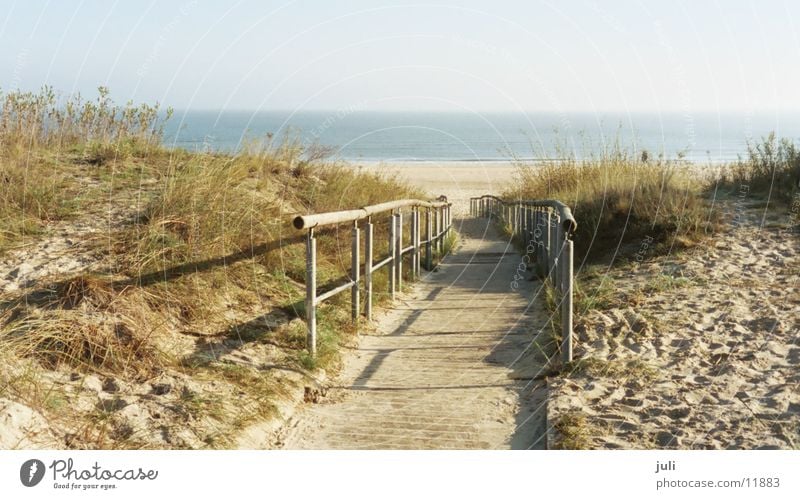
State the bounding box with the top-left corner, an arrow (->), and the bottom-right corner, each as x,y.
293,198 -> 453,356
470,195 -> 578,363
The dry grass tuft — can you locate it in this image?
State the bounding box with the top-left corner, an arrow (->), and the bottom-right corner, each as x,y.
551,410 -> 594,450
1,312 -> 163,377
54,275 -> 118,309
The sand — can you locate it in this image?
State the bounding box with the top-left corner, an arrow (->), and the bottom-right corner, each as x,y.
2,159 -> 797,449
353,161 -> 519,214
547,204 -> 800,449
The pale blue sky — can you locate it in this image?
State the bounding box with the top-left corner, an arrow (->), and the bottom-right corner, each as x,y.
1,0 -> 799,112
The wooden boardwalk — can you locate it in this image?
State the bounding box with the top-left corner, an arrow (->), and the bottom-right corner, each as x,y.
277,217 -> 550,449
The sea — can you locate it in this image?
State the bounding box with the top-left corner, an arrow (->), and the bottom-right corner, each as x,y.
162,110 -> 800,163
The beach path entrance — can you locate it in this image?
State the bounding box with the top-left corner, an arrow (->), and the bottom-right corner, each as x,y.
277,216 -> 550,449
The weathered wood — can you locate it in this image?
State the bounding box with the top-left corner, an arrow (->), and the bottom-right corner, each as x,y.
526,206 -> 533,248
296,198 -> 453,357
555,219 -> 564,292
549,212 -> 557,281
469,195 -> 577,235
364,221 -> 374,320
372,255 -> 392,271
468,195 -> 577,364
317,280 -> 355,303
543,210 -> 551,279
280,218 -> 548,449
395,212 -> 403,292
425,209 -> 432,270
412,209 -> 422,279
305,230 -> 317,356
293,199 -> 449,230
435,207 -> 441,256
447,205 -> 452,232
534,210 -> 546,278
389,213 -> 397,299
562,239 -> 574,363
351,225 -> 360,321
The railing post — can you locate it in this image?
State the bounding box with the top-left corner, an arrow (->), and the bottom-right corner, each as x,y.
440,206 -> 446,253
351,222 -> 360,321
522,205 -> 529,246
305,229 -> 317,357
364,219 -> 374,320
396,211 -> 403,292
562,238 -> 574,364
534,209 -> 545,278
412,208 -> 419,279
425,208 -> 433,270
527,206 -> 533,248
389,212 -> 397,299
543,210 -> 552,279
552,217 -> 561,289
435,206 -> 441,257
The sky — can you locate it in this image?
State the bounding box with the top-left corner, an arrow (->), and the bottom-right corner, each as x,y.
1,0 -> 799,113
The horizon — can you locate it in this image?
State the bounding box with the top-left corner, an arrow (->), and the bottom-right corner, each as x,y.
3,1 -> 800,113
164,108 -> 798,115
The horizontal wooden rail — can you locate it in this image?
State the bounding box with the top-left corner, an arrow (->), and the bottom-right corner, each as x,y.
293,199 -> 450,230
294,197 -> 453,356
470,195 -> 576,363
470,195 -> 577,234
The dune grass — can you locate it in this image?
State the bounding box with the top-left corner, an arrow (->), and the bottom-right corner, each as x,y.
505,147 -> 718,265
0,86 -> 173,252
0,88 -> 434,448
0,85 -> 169,155
713,133 -> 800,207
3,139 -> 423,370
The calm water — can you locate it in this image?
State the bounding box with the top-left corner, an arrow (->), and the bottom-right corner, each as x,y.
163,110 -> 800,162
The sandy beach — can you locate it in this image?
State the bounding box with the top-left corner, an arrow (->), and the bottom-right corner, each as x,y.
354,161 -> 519,214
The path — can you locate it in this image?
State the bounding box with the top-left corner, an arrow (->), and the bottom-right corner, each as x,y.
276,216 -> 550,449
